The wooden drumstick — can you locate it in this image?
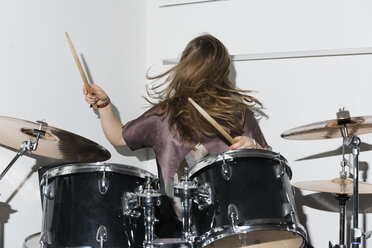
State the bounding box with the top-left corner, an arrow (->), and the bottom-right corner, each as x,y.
65,32 -> 98,110
188,98 -> 235,145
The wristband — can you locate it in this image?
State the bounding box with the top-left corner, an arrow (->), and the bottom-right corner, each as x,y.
97,98 -> 111,109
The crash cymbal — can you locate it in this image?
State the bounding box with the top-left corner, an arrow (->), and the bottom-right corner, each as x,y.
293,178 -> 372,195
281,115 -> 372,140
0,116 -> 110,163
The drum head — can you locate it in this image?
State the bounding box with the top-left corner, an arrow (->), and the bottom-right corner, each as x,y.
188,149 -> 287,178
23,233 -> 40,248
202,230 -> 305,248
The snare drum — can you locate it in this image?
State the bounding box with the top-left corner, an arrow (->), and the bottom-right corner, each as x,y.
189,149 -> 307,248
40,163 -> 155,248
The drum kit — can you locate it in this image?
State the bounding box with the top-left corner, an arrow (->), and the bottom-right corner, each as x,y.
0,107 -> 372,248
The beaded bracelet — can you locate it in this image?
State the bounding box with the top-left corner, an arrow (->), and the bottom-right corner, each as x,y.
97,98 -> 111,109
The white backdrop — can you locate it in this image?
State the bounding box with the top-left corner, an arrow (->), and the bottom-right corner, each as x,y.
0,1 -> 149,247
1,0 -> 372,247
147,0 -> 372,247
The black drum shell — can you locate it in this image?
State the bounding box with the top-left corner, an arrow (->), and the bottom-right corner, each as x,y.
189,149 -> 307,247
41,163 -> 153,248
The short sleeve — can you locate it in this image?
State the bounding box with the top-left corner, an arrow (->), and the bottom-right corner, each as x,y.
242,108 -> 269,148
122,106 -> 161,150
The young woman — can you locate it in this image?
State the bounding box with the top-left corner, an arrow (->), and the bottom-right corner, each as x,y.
83,34 -> 269,237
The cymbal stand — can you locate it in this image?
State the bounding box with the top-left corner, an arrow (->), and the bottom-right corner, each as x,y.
341,132 -> 361,247
0,121 -> 47,181
336,108 -> 362,247
330,194 -> 351,248
349,136 -> 362,248
340,126 -> 361,247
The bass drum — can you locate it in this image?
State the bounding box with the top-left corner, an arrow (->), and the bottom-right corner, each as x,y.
188,149 -> 307,248
40,163 -> 156,248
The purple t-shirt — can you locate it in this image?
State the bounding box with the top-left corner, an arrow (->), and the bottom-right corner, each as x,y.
122,105 -> 268,186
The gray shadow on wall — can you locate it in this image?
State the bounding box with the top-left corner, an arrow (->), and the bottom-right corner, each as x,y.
296,143 -> 372,161
0,202 -> 17,248
0,148 -> 63,248
81,54 -> 155,162
292,188 -> 313,247
294,191 -> 372,247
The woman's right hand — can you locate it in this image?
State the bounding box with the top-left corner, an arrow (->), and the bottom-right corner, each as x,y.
82,84 -> 125,146
83,84 -> 109,106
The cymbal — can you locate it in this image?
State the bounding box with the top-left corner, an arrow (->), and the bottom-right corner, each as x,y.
293,178 -> 372,195
0,116 -> 110,163
281,115 -> 372,140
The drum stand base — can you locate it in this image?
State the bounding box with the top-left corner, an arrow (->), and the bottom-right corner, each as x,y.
329,194 -> 350,248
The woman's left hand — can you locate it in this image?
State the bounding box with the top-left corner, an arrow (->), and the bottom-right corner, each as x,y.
230,136 -> 262,150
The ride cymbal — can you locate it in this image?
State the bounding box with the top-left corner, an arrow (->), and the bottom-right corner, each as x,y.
293,178 -> 372,195
0,116 -> 110,163
281,115 -> 372,140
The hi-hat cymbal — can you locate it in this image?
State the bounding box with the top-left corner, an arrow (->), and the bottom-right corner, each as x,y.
281,115 -> 372,140
293,178 -> 372,195
0,116 -> 110,163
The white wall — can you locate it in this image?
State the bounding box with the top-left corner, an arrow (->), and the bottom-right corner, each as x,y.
147,0 -> 372,247
0,1 -> 149,247
2,0 -> 372,247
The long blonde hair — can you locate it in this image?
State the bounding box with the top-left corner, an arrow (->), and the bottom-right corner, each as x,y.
146,34 -> 261,144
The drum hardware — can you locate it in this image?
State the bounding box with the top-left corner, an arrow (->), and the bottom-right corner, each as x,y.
153,238 -> 193,247
193,183 -> 212,211
335,109 -> 362,248
282,203 -> 295,219
0,121 -> 46,181
40,181 -> 51,247
42,171 -> 55,200
40,170 -> 53,248
137,177 -> 161,248
174,168 -> 198,242
227,204 -> 239,233
220,154 -> 232,181
96,225 -> 108,248
328,194 -> 350,248
151,168 -> 197,248
42,185 -> 55,200
98,165 -> 109,194
123,192 -> 142,218
274,156 -> 286,179
23,233 -> 42,248
39,232 -> 51,248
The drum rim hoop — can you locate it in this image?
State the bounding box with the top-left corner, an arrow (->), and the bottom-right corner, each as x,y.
188,149 -> 288,178
41,162 -> 156,184
153,238 -> 192,247
23,232 -> 41,246
196,224 -> 307,247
